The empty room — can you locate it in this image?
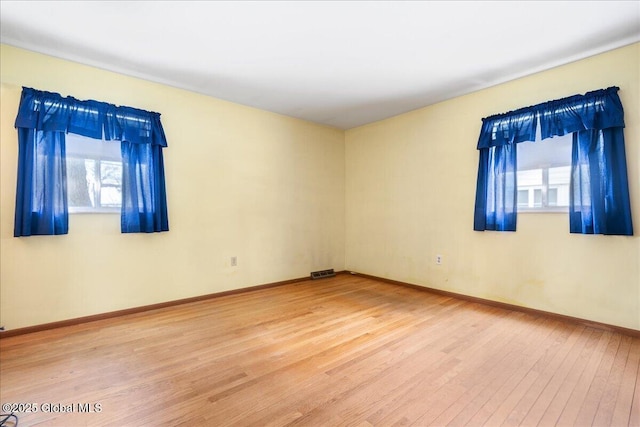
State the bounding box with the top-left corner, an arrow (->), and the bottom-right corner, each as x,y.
1,1 -> 639,426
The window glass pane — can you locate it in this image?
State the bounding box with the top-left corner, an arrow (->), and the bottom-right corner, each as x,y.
100,161 -> 122,207
517,133 -> 572,170
517,169 -> 542,186
549,165 -> 570,207
84,159 -> 99,208
67,157 -> 93,207
66,134 -> 122,211
66,133 -> 121,160
549,165 -> 570,184
533,189 -> 542,207
548,188 -> 558,206
517,126 -> 571,210
517,190 -> 529,207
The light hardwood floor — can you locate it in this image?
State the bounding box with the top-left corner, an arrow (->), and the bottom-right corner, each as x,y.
1,275 -> 638,426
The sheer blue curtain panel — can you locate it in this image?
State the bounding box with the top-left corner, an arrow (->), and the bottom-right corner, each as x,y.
14,128 -> 68,236
570,127 -> 633,235
121,143 -> 169,233
473,108 -> 537,231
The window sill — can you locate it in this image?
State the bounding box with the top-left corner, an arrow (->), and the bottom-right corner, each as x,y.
69,208 -> 120,214
518,208 -> 568,214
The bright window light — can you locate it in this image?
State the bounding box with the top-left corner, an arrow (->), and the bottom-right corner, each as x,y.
516,126 -> 572,212
66,133 -> 122,213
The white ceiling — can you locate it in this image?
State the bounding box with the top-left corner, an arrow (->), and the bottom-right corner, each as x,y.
1,1 -> 639,129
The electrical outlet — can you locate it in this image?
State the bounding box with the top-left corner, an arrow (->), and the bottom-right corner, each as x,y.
231,256 -> 237,267
436,254 -> 442,265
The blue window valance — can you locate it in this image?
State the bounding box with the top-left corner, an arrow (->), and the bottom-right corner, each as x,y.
477,87 -> 624,149
539,87 -> 625,139
477,106 -> 538,149
474,86 -> 633,236
14,87 -> 169,236
15,87 -> 168,146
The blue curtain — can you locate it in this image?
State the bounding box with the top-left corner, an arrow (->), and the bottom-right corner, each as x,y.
121,143 -> 169,233
473,107 -> 537,231
14,128 -> 68,236
570,128 -> 633,235
14,87 -> 169,236
474,86 -> 633,235
473,145 -> 518,231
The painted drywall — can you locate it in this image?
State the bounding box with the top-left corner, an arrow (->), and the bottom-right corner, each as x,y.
0,44 -> 345,330
345,43 -> 640,330
2,42 -> 639,332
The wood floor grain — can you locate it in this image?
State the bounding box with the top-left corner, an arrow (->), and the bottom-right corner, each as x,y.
0,275 -> 638,426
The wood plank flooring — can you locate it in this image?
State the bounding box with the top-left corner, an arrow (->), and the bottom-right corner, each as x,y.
0,275 -> 638,426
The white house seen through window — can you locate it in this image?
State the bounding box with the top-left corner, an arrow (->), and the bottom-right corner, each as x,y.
516,127 -> 572,212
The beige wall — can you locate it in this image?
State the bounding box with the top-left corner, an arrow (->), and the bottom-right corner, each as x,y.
346,43 -> 640,330
2,42 -> 639,332
0,44 -> 345,329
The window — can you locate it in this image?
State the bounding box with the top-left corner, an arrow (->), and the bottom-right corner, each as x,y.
516,128 -> 571,212
14,87 -> 169,236
473,86 -> 632,235
66,133 -> 122,213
